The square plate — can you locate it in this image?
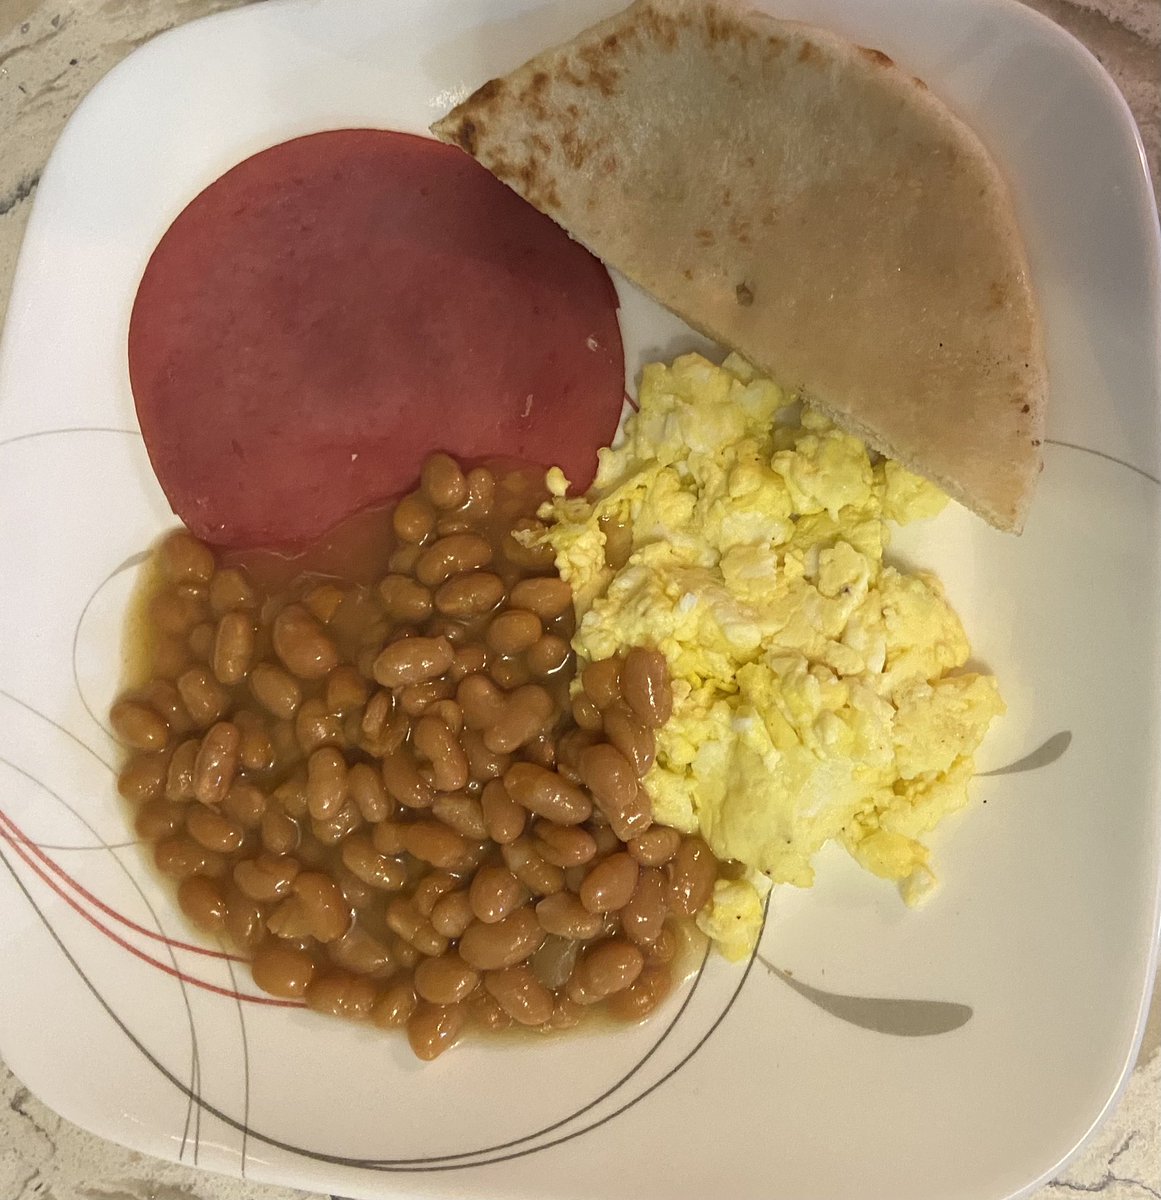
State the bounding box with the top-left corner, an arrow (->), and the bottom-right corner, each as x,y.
0,1 -> 1158,1198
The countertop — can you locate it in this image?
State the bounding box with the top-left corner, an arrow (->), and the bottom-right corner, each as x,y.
0,0 -> 1158,1198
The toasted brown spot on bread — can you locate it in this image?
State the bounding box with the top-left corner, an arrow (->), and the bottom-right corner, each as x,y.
859,46 -> 894,68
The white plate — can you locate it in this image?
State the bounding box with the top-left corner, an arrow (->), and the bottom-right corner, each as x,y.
0,1 -> 1158,1198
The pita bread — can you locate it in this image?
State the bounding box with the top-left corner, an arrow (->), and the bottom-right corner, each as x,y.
432,0 -> 1046,532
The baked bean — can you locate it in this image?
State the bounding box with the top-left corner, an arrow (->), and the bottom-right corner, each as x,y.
359,687 -> 395,742
535,892 -> 604,940
628,825 -> 681,867
484,686 -> 554,754
622,647 -> 673,728
502,837 -> 565,896
306,971 -> 376,1019
385,898 -> 448,957
578,743 -> 636,814
335,865 -> 377,909
503,763 -> 591,825
349,762 -> 392,823
468,866 -> 526,924
251,941 -> 315,998
135,799 -> 188,841
449,643 -> 488,681
260,808 -> 301,855
407,1002 -> 466,1060
272,775 -> 308,819
431,793 -> 488,840
371,820 -> 407,856
311,801 -> 362,845
150,588 -> 205,638
548,996 -> 584,1030
186,805 -> 245,854
381,746 -> 434,809
463,466 -> 495,515
276,872 -> 351,943
590,820 -> 622,857
401,820 -> 469,869
421,453 -> 468,510
486,610 -> 542,655
220,777 -> 263,825
484,964 -> 554,1026
470,989 -> 513,1031
434,571 -> 505,618
488,654 -> 531,690
177,875 -> 227,932
329,925 -> 394,977
430,889 -> 474,939
462,678 -> 516,738
303,582 -> 344,625
580,853 -> 639,914
391,934 -> 421,970
158,531 -> 215,585
188,621 -> 215,663
412,715 -> 469,792
532,823 -> 597,868
415,533 -> 492,587
221,890 -> 265,954
527,634 -> 571,677
295,834 -> 329,870
325,665 -> 369,715
306,747 -> 348,820
502,519 -> 556,570
176,667 -> 227,728
606,963 -> 672,1021
458,906 -> 545,970
378,574 -> 433,621
137,680 -> 191,736
427,699 -> 464,735
622,867 -> 669,945
602,702 -> 656,777
272,604 -> 338,680
393,493 -> 437,543
373,635 -> 454,688
464,730 -> 511,784
645,924 -> 679,965
481,779 -> 525,843
399,678 -> 454,716
249,663 -> 301,720
571,938 -> 644,1000
435,511 -> 474,536
192,722 -> 240,806
153,836 -> 224,880
523,734 -> 556,770
414,954 -> 480,1005
209,566 -> 258,615
117,752 -> 169,804
557,728 -> 600,780
388,542 -> 422,574
603,785 -> 654,841
372,978 -> 418,1028
211,612 -> 254,685
582,657 -> 623,709
669,836 -> 717,916
333,840 -> 405,897
234,854 -> 300,902
412,870 -> 460,917
508,576 -> 572,619
233,711 -> 274,772
571,693 -> 603,732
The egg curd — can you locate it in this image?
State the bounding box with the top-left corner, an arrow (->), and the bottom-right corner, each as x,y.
537,353 -> 1004,960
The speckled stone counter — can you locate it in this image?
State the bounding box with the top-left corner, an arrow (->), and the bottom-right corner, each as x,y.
1,1 -> 1158,1197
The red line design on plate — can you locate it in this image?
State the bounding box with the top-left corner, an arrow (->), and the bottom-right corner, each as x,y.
0,806 -> 303,1009
0,805 -> 244,960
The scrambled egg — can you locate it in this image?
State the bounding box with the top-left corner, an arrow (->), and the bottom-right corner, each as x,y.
539,354 -> 1004,959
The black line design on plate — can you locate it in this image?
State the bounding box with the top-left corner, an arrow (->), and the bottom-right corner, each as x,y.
1044,439 -> 1161,487
756,957 -> 972,1036
0,426 -> 141,448
0,704 -> 203,1157
979,730 -> 1072,777
224,954 -> 252,1178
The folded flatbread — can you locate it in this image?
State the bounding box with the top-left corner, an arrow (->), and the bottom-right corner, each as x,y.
432,0 -> 1046,532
